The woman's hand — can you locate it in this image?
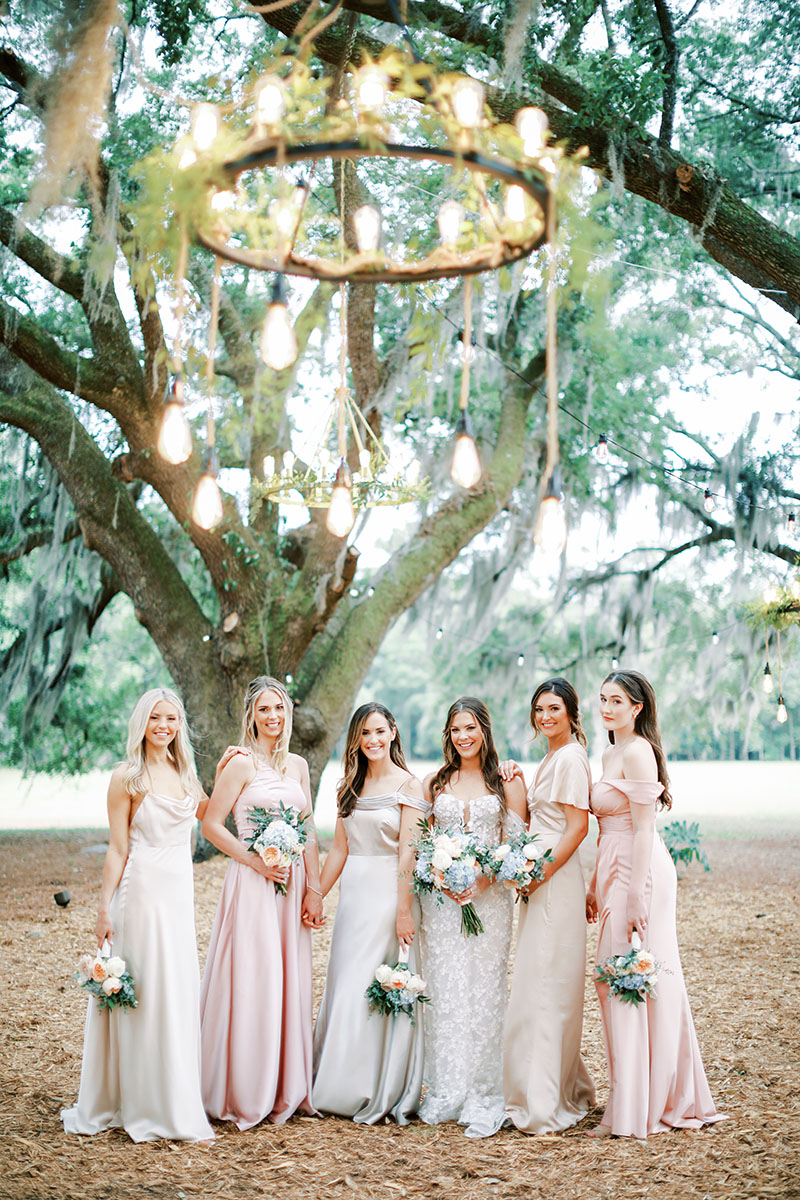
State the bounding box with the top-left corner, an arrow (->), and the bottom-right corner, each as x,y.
498,759 -> 524,784
396,908 -> 415,947
301,889 -> 325,929
585,890 -> 599,923
95,909 -> 113,948
249,853 -> 290,887
626,891 -> 648,941
215,744 -> 250,782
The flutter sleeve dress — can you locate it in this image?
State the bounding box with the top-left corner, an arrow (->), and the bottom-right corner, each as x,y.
504,741 -> 595,1132
200,764 -> 315,1129
312,789 -> 430,1124
590,777 -> 725,1138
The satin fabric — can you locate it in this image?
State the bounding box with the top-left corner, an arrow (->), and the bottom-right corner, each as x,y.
591,778 -> 725,1137
504,742 -> 596,1132
200,765 -> 315,1129
62,792 -> 213,1143
312,791 -> 429,1124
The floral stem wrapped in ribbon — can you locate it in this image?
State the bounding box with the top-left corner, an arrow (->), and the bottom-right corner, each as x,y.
595,931 -> 662,1006
365,945 -> 430,1025
487,828 -> 554,903
412,821 -> 490,937
76,949 -> 137,1012
245,800 -> 309,895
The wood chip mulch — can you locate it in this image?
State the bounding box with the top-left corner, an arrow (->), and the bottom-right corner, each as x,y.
0,831 -> 798,1200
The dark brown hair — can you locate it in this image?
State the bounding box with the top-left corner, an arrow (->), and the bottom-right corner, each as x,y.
602,669 -> 672,809
336,703 -> 409,817
430,696 -> 506,813
530,678 -> 587,747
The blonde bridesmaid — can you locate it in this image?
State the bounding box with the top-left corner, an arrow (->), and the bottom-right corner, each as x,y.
587,669 -> 725,1138
501,678 -> 595,1133
200,676 -> 323,1129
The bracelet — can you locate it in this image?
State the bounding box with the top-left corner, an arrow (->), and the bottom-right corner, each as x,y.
306,886 -> 322,897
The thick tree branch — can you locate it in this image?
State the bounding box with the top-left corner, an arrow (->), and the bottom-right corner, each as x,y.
653,0 -> 679,145
0,206 -> 85,300
0,298 -> 114,407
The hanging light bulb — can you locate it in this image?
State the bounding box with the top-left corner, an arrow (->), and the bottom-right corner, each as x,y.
353,205 -> 382,252
292,177 -> 309,210
270,198 -> 298,239
712,630 -> 719,645
534,465 -> 567,555
406,459 -> 421,486
358,447 -> 372,477
515,106 -> 549,155
505,185 -> 527,224
611,657 -> 620,670
777,696 -> 788,724
595,433 -> 610,464
436,628 -> 444,641
178,146 -> 197,170
788,512 -> 796,537
191,103 -> 219,152
326,460 -> 356,538
437,199 -> 463,247
254,75 -> 285,126
282,449 -> 295,475
763,663 -> 774,694
263,455 -> 276,478
450,410 -> 482,489
210,189 -> 237,212
191,449 -> 224,531
355,66 -> 389,112
792,579 -> 800,600
156,380 -> 193,465
703,488 -> 715,513
260,275 -> 298,371
517,653 -> 525,667
763,584 -> 779,604
450,76 -> 485,128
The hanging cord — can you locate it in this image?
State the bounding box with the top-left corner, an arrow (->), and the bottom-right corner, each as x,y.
460,276 -> 473,412
172,223 -> 189,378
206,255 -> 221,447
542,177 -> 559,484
337,282 -> 349,461
777,628 -> 783,696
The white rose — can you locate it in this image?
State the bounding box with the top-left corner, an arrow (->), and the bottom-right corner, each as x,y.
493,844 -> 511,862
105,956 -> 126,977
389,970 -> 408,990
102,976 -> 122,995
408,974 -> 426,993
523,843 -> 540,860
375,964 -> 393,985
431,848 -> 453,871
77,954 -> 95,981
462,854 -> 477,870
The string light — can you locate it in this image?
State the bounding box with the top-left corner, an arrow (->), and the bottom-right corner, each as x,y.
191,449 -> 224,531
254,75 -> 285,126
703,488 -> 714,513
534,465 -> 567,555
450,76 -> 485,128
611,657 -> 620,670
191,103 -> 219,152
777,696 -> 788,724
450,411 -> 482,488
354,66 -> 389,112
594,433 -> 609,464
712,630 -> 720,645
260,275 -> 298,371
505,185 -> 527,224
325,460 -> 356,538
156,378 -> 193,464
436,627 -> 444,640
437,199 -> 463,246
788,512 -> 796,537
517,653 -> 525,667
353,205 -> 382,253
762,663 -> 774,694
515,106 -> 549,155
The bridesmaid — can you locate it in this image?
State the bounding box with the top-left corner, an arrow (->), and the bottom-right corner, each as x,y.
587,668 -> 725,1138
200,676 -> 323,1129
62,688 -> 213,1142
312,703 -> 429,1124
501,678 -> 596,1133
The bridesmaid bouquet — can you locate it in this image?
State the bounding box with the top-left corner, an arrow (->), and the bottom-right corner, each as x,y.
488,830 -> 554,903
365,958 -> 430,1025
76,951 -> 137,1012
412,823 -> 489,936
246,801 -> 309,895
595,933 -> 662,1006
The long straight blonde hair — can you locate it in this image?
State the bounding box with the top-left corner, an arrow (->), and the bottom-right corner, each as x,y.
239,676 -> 293,775
121,688 -> 201,799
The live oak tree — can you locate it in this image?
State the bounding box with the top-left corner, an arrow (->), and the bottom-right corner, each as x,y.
1,0 -> 798,785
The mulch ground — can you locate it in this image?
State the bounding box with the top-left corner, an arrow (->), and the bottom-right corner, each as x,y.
0,830 -> 798,1200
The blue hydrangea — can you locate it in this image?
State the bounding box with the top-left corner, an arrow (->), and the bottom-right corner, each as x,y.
444,858 -> 477,894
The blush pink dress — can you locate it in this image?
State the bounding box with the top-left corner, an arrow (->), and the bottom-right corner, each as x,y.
200,764 -> 315,1129
590,778 -> 725,1138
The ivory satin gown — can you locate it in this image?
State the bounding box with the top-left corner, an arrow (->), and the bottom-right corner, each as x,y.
200,764 -> 315,1129
504,742 -> 595,1132
62,791 -> 213,1142
590,778 -> 725,1137
312,790 -> 429,1124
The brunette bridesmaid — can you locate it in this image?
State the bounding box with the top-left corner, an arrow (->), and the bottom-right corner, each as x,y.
587,669 -> 725,1138
200,676 -> 323,1129
501,678 -> 595,1133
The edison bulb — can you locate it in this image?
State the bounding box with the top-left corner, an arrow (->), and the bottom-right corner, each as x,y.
763,665 -> 774,695
326,463 -> 356,538
353,204 -> 381,252
703,488 -> 715,513
263,455 -> 275,478
505,185 -> 527,223
355,66 -> 389,111
191,472 -> 224,531
282,450 -> 295,473
157,401 -> 193,465
437,199 -> 463,246
255,75 -> 285,125
515,106 -> 549,155
777,699 -> 788,724
260,302 -> 298,371
178,146 -> 197,170
192,103 -> 219,152
450,419 -> 482,489
595,434 -> 610,463
451,76 -> 485,128
535,496 -> 567,555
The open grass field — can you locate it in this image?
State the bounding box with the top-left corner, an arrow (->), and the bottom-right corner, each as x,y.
1,825 -> 798,1200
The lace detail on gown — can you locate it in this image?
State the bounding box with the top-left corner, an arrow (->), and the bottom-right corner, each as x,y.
418,793 -> 512,1138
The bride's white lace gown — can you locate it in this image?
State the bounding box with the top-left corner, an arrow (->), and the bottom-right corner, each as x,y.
418,792 -> 513,1138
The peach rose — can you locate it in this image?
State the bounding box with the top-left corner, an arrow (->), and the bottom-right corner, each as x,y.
259,845 -> 282,867
102,976 -> 122,995
78,954 -> 95,981
91,959 -> 108,983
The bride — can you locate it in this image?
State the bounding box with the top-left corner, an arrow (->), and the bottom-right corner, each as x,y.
418,696 -> 526,1138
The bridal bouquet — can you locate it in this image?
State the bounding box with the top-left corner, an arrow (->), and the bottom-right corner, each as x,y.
488,829 -> 554,903
246,801 -> 309,895
76,951 -> 137,1012
365,958 -> 430,1024
595,932 -> 662,1006
412,823 -> 489,936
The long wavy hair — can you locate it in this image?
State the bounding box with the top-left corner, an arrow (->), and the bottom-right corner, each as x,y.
430,696 -> 505,812
603,669 -> 672,809
336,703 -> 409,818
239,676 -> 293,775
121,688 -> 201,800
529,677 -> 587,747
